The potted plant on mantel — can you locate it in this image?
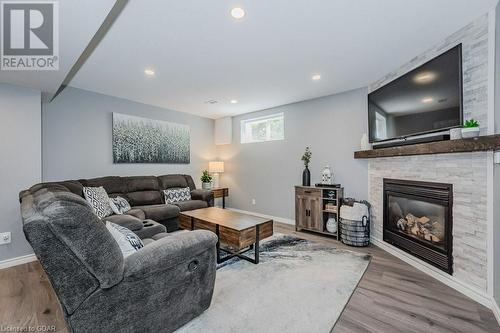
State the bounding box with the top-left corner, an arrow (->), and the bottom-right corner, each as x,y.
461,119 -> 480,139
301,147 -> 312,186
201,170 -> 212,190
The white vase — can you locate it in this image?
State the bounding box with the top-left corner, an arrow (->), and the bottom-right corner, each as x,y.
326,217 -> 337,233
360,133 -> 372,150
202,182 -> 212,190
449,128 -> 462,140
461,127 -> 480,139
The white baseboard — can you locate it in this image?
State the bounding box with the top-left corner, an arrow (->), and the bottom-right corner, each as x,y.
492,297 -> 500,326
226,207 -> 295,225
0,253 -> 37,270
371,237 -> 493,308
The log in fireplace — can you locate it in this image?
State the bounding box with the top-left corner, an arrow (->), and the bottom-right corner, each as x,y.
383,179 -> 453,274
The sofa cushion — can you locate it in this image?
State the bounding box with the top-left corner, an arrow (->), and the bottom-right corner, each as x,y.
82,187 -> 113,218
125,176 -> 159,192
21,190 -> 124,291
125,208 -> 146,220
80,176 -> 126,196
134,220 -> 167,239
105,222 -> 144,258
163,187 -> 191,204
106,214 -> 143,231
50,181 -> 83,196
109,196 -> 131,214
133,204 -> 180,221
127,191 -> 163,206
184,175 -> 196,191
158,174 -> 188,190
151,232 -> 170,240
173,200 -> 208,212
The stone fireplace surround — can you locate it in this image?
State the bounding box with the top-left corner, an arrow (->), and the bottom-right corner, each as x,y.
369,153 -> 488,294
365,12 -> 494,306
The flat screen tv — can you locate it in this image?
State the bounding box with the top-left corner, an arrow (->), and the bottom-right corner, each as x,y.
368,44 -> 463,143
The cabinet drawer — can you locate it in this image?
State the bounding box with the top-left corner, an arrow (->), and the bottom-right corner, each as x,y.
295,187 -> 321,198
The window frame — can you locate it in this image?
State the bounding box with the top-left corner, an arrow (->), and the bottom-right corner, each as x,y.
240,112 -> 285,144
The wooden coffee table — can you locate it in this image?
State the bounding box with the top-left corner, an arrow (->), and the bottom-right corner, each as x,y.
179,207 -> 273,264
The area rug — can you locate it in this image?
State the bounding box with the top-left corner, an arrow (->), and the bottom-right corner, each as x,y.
176,234 -> 371,333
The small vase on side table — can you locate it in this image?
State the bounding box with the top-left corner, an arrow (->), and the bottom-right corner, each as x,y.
302,166 -> 311,186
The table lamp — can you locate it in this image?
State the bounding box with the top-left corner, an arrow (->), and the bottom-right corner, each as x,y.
208,161 -> 224,188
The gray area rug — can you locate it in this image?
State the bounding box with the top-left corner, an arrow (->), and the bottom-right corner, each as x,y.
176,234 -> 371,333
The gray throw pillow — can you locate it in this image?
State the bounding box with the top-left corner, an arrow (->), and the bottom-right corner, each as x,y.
83,186 -> 113,218
109,196 -> 131,215
105,221 -> 144,258
163,187 -> 191,204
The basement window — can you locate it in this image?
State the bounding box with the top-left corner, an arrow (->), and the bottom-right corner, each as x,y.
240,113 -> 284,144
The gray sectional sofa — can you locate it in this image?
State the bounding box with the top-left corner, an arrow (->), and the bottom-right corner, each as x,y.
24,174 -> 214,233
18,174 -> 218,333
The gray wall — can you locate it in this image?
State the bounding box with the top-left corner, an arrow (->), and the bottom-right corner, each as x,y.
217,88 -> 368,221
42,87 -> 216,186
0,84 -> 41,262
494,1 -> 500,308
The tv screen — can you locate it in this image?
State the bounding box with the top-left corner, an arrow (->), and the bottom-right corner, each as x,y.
368,45 -> 463,143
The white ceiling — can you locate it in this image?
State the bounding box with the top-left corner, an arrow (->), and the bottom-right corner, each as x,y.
69,0 -> 498,119
0,0 -> 116,98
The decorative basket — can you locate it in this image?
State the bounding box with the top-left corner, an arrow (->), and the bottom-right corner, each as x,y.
339,200 -> 370,247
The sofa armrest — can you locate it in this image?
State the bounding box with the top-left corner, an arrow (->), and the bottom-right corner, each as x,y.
191,189 -> 214,207
123,230 -> 217,281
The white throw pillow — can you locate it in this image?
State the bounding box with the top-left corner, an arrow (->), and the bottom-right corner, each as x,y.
83,186 -> 114,218
109,196 -> 131,215
163,187 -> 191,204
105,221 -> 144,258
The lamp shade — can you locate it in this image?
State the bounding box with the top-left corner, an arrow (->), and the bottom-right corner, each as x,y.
209,161 -> 224,173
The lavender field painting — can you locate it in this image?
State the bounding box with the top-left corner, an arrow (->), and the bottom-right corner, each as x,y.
113,113 -> 190,164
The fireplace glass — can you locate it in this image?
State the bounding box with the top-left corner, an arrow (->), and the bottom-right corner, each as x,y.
387,195 -> 446,251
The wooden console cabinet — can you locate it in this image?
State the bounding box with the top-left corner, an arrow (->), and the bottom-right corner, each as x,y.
295,186 -> 343,239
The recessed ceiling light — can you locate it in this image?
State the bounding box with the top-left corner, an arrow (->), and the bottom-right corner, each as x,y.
422,97 -> 434,103
312,74 -> 321,81
230,7 -> 245,19
205,100 -> 218,104
144,68 -> 155,76
230,99 -> 238,104
414,71 -> 437,84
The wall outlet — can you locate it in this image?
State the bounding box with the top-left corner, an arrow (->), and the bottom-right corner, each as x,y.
0,232 -> 11,245
252,199 -> 256,205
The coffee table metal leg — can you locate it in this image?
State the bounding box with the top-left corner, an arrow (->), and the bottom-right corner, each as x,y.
254,224 -> 260,264
216,225 -> 260,265
216,224 -> 221,263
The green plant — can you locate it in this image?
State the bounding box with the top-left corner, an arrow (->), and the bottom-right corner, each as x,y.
463,119 -> 479,128
301,147 -> 312,167
201,170 -> 212,183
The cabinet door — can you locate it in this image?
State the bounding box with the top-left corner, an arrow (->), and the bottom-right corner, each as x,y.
295,194 -> 309,229
309,197 -> 322,231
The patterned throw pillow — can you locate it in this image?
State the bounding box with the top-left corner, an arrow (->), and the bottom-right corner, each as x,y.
83,186 -> 114,218
109,196 -> 131,215
163,187 -> 191,204
105,221 -> 144,258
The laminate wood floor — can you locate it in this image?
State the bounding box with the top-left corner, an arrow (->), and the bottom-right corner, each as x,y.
1,223 -> 499,333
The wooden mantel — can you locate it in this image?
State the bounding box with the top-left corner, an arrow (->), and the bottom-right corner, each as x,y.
354,134 -> 500,159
